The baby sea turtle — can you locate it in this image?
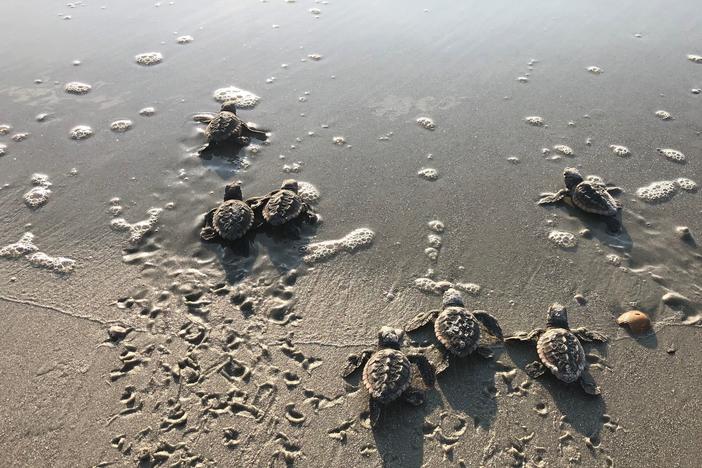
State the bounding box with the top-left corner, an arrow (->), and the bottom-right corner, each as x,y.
250,179 -> 320,227
341,326 -> 435,428
405,288 -> 503,374
538,167 -> 623,232
200,181 -> 255,242
195,101 -> 267,154
505,303 -> 607,395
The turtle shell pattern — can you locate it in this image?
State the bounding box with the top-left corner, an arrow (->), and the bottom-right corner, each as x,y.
205,111 -> 243,143
536,328 -> 586,383
571,182 -> 618,216
434,306 -> 481,357
212,200 -> 254,241
362,348 -> 412,404
262,189 -> 303,226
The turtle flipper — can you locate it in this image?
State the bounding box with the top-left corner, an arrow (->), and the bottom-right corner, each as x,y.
407,353 -> 436,387
475,346 -> 494,359
368,399 -> 381,428
435,350 -> 450,376
192,112 -> 216,124
606,185 -> 623,196
525,361 -> 546,379
505,328 -> 544,343
538,189 -> 568,205
196,142 -> 213,156
242,123 -> 268,141
604,216 -> 622,233
404,309 -> 440,332
579,370 -> 601,395
473,311 -> 503,340
341,349 -> 373,378
401,387 -> 425,406
570,327 -> 608,343
200,209 -> 219,241
246,195 -> 271,229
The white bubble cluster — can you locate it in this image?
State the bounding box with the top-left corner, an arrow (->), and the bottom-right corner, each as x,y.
212,86 -> 260,108
0,124 -> 11,135
586,66 -> 604,74
135,52 -> 163,66
656,148 -> 685,163
70,125 -> 93,140
548,230 -> 577,249
455,282 -> 481,296
525,116 -> 544,126
553,144 -> 573,156
282,162 -> 302,173
636,181 -> 677,203
110,119 -> 133,133
0,143 -> 6,156
687,54 -> 702,64
176,35 -> 194,44
418,168 -> 439,181
139,107 -> 156,116
609,145 -> 630,157
655,110 -> 672,120
414,278 -> 481,296
297,181 -> 320,204
416,117 -> 436,130
23,173 -> 53,209
302,228 -> 375,264
12,133 -> 29,142
110,207 -> 163,244
307,53 -> 323,61
424,247 -> 439,261
606,254 -> 622,266
675,178 -> 697,192
64,81 -> 91,94
428,220 -> 445,233
0,232 -> 75,273
332,136 -> 346,145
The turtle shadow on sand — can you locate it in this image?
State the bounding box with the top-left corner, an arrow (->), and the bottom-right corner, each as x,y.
546,201 -> 633,252
504,343 -> 607,439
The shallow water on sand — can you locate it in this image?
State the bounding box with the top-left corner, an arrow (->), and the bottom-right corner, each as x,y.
0,1 -> 700,466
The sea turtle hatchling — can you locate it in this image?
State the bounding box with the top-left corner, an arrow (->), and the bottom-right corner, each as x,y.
200,181 -> 255,242
405,288 -> 503,375
250,179 -> 320,228
538,167 -> 623,232
505,303 -> 607,395
341,326 -> 435,428
194,100 -> 268,154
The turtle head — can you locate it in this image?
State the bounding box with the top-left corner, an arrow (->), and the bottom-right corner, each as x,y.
563,167 -> 584,191
546,303 -> 570,329
442,288 -> 465,308
220,101 -> 238,114
281,179 -> 299,193
378,326 -> 404,349
223,181 -> 243,201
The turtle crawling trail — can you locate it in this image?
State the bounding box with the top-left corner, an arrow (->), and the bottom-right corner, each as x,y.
505,303 -> 607,395
194,100 -> 268,155
538,167 -> 623,232
341,327 -> 435,428
405,288 -> 503,375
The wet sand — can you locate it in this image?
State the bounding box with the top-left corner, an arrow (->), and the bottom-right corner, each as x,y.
0,0 -> 701,466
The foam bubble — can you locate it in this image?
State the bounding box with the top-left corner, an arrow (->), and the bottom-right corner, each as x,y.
418,168 -> 439,181
309,7 -> 321,15
0,144 -> 6,156
414,278 -> 481,296
686,54 -> 702,64
332,136 -> 346,145
283,162 -> 302,173
424,247 -> 439,261
139,107 -> 156,116
675,178 -> 697,192
176,35 -> 194,44
0,124 -> 11,135
12,133 -> 29,142
525,116 -> 544,126
212,86 -> 260,108
586,66 -> 603,74
428,220 -> 444,233
656,148 -> 685,163
606,254 -> 622,266
416,117 -> 436,130
135,52 -> 163,66
307,53 -> 323,61
70,125 -> 93,140
297,181 -> 320,204
0,233 -> 38,258
655,110 -> 672,120
64,81 -> 91,94
609,145 -> 630,157
111,208 -> 163,244
548,230 -> 577,249
516,76 -> 529,83
23,174 -> 52,208
427,234 -> 442,249
110,119 -> 133,133
302,228 -> 375,264
636,181 -> 677,203
455,282 -> 481,296
27,252 -> 76,273
553,144 -> 573,156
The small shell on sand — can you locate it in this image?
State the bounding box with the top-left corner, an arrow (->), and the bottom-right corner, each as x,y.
616,310 -> 651,334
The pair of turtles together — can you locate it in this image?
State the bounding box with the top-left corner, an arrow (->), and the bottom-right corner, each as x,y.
343,290 -> 606,427
200,179 -> 319,243
194,101 -> 268,155
539,167 -> 623,232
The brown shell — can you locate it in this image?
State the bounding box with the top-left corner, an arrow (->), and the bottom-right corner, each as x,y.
536,328 -> 585,383
616,310 -> 651,334
571,182 -> 618,216
362,348 -> 411,404
212,200 -> 254,241
434,306 -> 481,357
262,189 -> 303,226
205,111 -> 243,142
